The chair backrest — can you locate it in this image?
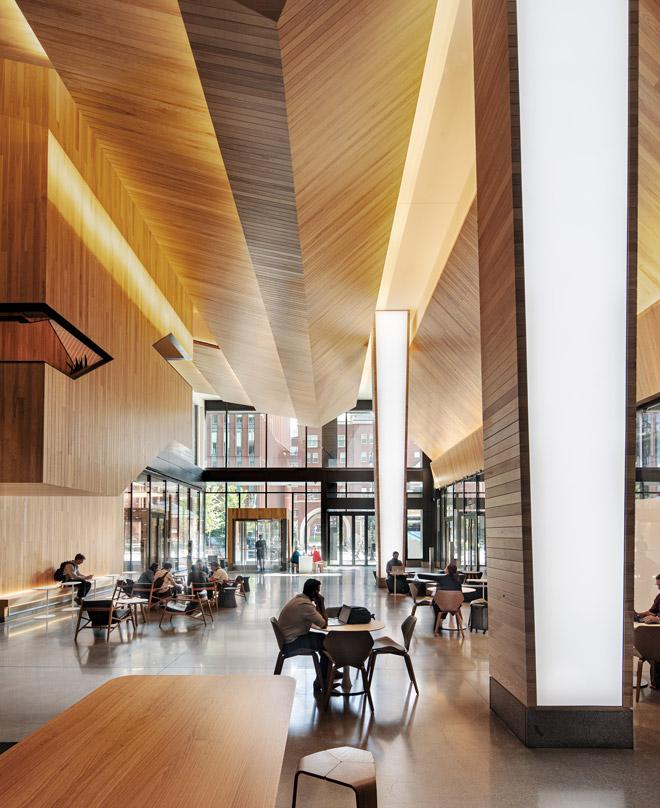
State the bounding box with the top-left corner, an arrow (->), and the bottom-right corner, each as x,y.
434,590 -> 464,613
270,617 -> 286,651
324,631 -> 373,667
82,599 -> 114,626
190,584 -> 208,598
400,615 -> 417,651
634,625 -> 660,661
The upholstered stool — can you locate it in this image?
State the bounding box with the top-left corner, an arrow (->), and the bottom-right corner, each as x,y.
292,746 -> 377,808
219,586 -> 237,608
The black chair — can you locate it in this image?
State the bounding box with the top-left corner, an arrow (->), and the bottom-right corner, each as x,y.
322,631 -> 374,713
270,618 -> 323,682
74,599 -> 133,643
367,615 -> 419,695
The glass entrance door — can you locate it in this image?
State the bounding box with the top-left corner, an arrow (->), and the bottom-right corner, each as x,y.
234,518 -> 283,570
328,513 -> 376,566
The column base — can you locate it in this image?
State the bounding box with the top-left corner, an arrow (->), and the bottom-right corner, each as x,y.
490,678 -> 633,748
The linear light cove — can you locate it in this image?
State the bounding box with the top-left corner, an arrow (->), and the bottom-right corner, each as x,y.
517,0 -> 629,706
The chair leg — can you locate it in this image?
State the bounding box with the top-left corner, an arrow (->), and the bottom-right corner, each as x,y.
311,652 -> 322,685
323,662 -> 336,711
159,608 -> 166,627
367,652 -> 378,687
274,654 -> 285,675
411,602 -> 417,616
636,658 -> 644,703
291,771 -> 302,808
404,652 -> 419,695
74,610 -> 83,643
456,609 -> 465,639
434,611 -> 442,634
360,665 -> 374,713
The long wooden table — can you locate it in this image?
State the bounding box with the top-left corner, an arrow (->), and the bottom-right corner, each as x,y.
0,675 -> 295,808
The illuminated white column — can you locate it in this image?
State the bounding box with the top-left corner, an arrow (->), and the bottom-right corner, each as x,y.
517,0 -> 630,707
373,310 -> 409,580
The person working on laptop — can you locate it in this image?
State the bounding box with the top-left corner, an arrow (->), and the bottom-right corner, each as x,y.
386,550 -> 408,594
637,573 -> 660,689
277,578 -> 329,691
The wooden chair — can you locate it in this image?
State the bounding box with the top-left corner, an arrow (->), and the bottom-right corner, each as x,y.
367,615 -> 419,695
408,581 -> 433,616
159,592 -> 212,627
322,631 -> 374,713
190,583 -> 215,621
270,617 -> 323,682
433,590 -> 465,638
74,599 -> 133,643
634,624 -> 660,702
132,581 -> 157,620
292,746 -> 377,808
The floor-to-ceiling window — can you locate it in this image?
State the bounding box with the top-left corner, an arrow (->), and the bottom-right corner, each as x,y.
122,473 -> 204,572
437,472 -> 486,571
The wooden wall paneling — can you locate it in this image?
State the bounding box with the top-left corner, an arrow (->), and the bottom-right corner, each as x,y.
638,0 -> 660,312
472,0 -> 536,707
0,58 -> 48,301
0,0 -> 49,68
637,298 -> 660,402
279,0 -> 437,425
0,363 -> 44,483
17,0 -> 295,418
179,0 -> 318,424
193,342 -> 253,406
0,494 -> 122,596
408,201 -> 482,470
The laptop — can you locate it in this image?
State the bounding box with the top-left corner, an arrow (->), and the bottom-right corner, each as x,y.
327,605 -> 352,627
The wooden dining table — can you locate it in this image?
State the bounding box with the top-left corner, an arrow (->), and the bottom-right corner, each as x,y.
0,675 -> 296,808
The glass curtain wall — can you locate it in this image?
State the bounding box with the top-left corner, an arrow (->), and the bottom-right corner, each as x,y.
204,482 -> 322,559
437,473 -> 486,571
122,474 -> 204,572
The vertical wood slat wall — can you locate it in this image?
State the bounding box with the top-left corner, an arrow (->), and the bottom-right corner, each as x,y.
472,0 -> 536,706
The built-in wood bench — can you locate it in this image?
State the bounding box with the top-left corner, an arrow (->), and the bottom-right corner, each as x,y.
0,577 -> 115,622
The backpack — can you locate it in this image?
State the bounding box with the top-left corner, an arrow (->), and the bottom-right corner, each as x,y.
345,606 -> 374,625
53,561 -> 69,582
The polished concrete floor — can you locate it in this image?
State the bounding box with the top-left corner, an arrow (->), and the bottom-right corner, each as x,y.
1,568 -> 659,807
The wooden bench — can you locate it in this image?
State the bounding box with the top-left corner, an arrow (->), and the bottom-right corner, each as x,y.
0,577 -> 115,622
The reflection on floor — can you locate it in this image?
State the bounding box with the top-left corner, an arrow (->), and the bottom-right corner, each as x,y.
1,568 -> 659,807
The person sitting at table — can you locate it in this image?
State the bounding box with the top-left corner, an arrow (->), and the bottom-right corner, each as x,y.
637,573 -> 660,688
152,562 -> 178,600
386,551 -> 408,594
209,561 -> 229,586
63,553 -> 93,605
432,563 -> 463,623
278,578 -> 329,690
187,562 -> 209,592
291,547 -> 301,574
137,562 -> 159,586
195,558 -> 210,575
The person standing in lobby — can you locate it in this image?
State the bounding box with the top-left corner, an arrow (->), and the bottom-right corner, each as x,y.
63,554 -> 93,605
256,534 -> 266,572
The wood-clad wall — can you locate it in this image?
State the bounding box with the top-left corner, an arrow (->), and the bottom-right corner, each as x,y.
408,202 -> 482,481
0,495 -> 122,595
637,299 -> 660,402
472,0 -> 536,707
431,428 -> 484,490
0,58 -> 193,494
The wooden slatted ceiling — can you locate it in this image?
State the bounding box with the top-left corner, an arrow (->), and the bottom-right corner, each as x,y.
179,0 -> 318,424
279,0 -> 437,425
16,0 -> 295,416
639,0 -> 660,312
408,202 -> 482,478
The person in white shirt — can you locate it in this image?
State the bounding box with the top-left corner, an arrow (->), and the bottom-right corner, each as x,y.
153,562 -> 178,600
209,562 -> 229,584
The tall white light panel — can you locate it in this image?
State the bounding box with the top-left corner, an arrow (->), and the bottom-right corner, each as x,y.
374,310 -> 409,579
517,0 -> 629,705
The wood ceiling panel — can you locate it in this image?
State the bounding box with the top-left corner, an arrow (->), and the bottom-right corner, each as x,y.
408,202 -> 482,473
179,0 -> 318,423
279,0 -> 437,424
16,0 -> 295,416
639,0 -> 660,312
